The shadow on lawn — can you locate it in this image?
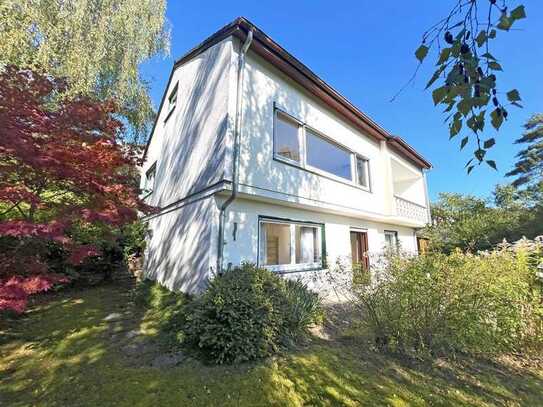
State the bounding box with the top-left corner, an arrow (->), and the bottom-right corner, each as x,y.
1,280 -> 542,406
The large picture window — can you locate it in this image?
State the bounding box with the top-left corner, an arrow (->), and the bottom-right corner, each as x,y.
273,108 -> 371,190
306,130 -> 352,180
259,218 -> 323,272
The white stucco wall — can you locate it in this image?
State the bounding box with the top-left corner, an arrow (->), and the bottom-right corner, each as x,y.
220,197 -> 418,299
235,45 -> 408,220
143,195 -> 219,293
141,38 -> 235,208
222,197 -> 417,266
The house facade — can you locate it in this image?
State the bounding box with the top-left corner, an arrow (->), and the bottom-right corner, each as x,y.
140,17 -> 432,294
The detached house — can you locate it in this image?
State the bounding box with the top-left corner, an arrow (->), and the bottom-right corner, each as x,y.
141,17 -> 432,294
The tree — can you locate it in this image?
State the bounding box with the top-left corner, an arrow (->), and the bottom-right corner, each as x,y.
424,185 -> 543,253
0,66 -> 151,313
409,1 -> 526,171
506,114 -> 543,189
0,0 -> 170,143
424,192 -> 511,252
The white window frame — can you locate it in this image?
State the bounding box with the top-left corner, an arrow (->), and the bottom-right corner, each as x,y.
273,110 -> 303,165
164,83 -> 178,122
384,230 -> 399,251
143,162 -> 157,195
355,154 -> 371,189
272,107 -> 371,192
258,217 -> 324,273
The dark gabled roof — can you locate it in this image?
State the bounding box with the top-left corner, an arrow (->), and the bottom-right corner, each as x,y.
144,17 -> 432,169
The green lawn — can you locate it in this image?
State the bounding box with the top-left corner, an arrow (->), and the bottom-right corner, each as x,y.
1,281 -> 542,406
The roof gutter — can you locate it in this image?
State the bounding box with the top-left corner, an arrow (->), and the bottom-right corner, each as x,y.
216,29 -> 253,275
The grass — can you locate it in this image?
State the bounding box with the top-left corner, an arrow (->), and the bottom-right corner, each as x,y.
1,280 -> 542,406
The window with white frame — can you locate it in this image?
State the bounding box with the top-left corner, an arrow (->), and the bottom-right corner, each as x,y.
274,111 -> 301,163
165,83 -> 178,121
273,108 -> 371,190
384,230 -> 399,251
143,162 -> 157,195
259,218 -> 323,272
355,155 -> 370,188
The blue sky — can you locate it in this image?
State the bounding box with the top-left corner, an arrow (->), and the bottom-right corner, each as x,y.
140,1 -> 543,202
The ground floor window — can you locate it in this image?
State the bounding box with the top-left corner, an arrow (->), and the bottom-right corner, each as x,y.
259,217 -> 323,272
384,230 -> 399,251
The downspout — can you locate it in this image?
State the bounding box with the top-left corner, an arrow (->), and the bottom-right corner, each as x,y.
216,29 -> 254,275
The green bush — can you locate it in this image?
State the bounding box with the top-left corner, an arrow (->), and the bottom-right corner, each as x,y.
355,249 -> 543,356
185,264 -> 322,364
282,278 -> 323,340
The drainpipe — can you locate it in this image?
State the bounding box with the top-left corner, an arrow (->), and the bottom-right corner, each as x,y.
216,29 -> 254,275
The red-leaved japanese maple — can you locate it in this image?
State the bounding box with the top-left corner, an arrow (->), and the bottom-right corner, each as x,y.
0,66 -> 151,312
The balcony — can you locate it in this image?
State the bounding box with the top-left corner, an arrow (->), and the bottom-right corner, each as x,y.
394,195 -> 429,224
391,157 -> 429,225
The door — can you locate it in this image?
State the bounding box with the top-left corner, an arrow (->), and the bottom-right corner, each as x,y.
350,231 -> 369,271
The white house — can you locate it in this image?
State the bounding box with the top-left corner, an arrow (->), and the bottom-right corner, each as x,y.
140,17 -> 432,294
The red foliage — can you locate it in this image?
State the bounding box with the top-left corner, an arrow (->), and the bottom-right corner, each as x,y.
0,66 -> 151,313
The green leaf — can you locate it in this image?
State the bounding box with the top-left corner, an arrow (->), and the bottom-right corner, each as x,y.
481,52 -> 496,61
457,98 -> 472,116
491,108 -> 504,130
460,136 -> 469,150
488,29 -> 497,39
475,31 -> 487,47
425,65 -> 445,89
437,48 -> 451,65
497,15 -> 513,31
450,118 -> 462,138
475,148 -> 486,161
486,160 -> 497,170
510,5 -> 526,21
488,61 -> 503,71
506,89 -> 521,102
432,86 -> 448,105
415,44 -> 429,62
511,101 -> 523,108
483,138 -> 495,149
467,165 -> 475,174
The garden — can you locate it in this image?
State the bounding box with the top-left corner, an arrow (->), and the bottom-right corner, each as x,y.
2,1 -> 543,405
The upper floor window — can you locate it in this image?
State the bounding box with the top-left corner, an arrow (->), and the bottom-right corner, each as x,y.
165,83 -> 178,121
306,130 -> 352,180
273,108 -> 371,190
143,162 -> 157,195
355,156 -> 370,188
274,111 -> 301,163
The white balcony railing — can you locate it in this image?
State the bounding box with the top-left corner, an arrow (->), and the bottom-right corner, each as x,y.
394,195 -> 429,224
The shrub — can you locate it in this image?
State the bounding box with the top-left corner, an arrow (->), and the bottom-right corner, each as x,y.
282,278 -> 323,340
185,264 -> 322,364
349,248 -> 543,356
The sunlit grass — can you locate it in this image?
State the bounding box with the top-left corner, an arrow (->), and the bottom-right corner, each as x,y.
1,282 -> 542,406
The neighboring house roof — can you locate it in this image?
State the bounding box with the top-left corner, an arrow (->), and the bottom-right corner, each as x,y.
143,16 -> 432,169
